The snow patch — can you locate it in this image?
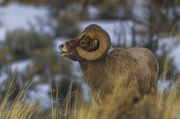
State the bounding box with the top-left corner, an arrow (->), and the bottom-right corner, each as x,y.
87,6 -> 99,19
81,83 -> 91,102
0,2 -> 53,37
156,37 -> 180,56
35,84 -> 50,93
158,80 -> 172,93
0,27 -> 7,41
156,37 -> 180,71
8,60 -> 33,73
170,45 -> 180,71
0,3 -> 48,29
0,72 -> 8,85
26,84 -> 51,110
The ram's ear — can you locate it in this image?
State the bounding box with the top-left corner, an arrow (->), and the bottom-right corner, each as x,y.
91,39 -> 99,50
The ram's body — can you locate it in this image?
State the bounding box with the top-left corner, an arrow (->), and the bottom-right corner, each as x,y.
80,47 -> 158,98
59,24 -> 159,100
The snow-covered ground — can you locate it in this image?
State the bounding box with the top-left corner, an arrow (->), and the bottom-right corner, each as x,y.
26,83 -> 51,110
156,36 -> 180,71
170,45 -> 180,71
8,59 -> 33,73
0,60 -> 33,87
158,80 -> 172,93
0,2 -> 53,42
0,27 -> 6,41
0,3 -> 47,29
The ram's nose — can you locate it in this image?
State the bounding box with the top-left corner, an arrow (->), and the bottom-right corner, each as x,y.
59,44 -> 64,50
59,44 -> 64,55
59,43 -> 68,55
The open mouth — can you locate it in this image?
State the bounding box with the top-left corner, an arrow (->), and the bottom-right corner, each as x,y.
60,50 -> 68,56
60,49 -> 72,56
59,44 -> 68,56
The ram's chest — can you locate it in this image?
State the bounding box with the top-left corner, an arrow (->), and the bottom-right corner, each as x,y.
80,60 -> 131,96
79,52 -> 144,97
84,64 -> 109,86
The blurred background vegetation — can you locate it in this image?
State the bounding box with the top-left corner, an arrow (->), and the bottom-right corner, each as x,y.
0,0 -> 180,116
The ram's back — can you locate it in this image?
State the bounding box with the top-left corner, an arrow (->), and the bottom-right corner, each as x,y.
80,47 -> 159,98
109,47 -> 159,95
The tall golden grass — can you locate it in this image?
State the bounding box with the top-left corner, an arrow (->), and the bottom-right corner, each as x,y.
0,78 -> 179,119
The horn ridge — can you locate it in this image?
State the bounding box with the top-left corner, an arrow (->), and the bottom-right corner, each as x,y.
77,25 -> 111,61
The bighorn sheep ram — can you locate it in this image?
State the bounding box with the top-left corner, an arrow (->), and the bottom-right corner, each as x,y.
59,24 -> 159,99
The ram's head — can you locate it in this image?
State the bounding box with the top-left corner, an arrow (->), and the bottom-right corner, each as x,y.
59,24 -> 111,61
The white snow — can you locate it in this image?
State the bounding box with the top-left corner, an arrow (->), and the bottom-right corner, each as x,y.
0,27 -> 7,41
0,72 -> 8,85
8,59 -> 33,73
0,2 -> 52,41
81,83 -> 91,102
36,84 -> 50,93
129,0 -> 149,23
156,37 -> 180,56
72,62 -> 83,78
87,6 -> 99,19
26,84 -> 51,110
0,3 -> 48,30
156,37 -> 180,71
170,45 -> 180,71
158,80 -> 172,93
32,75 -> 41,82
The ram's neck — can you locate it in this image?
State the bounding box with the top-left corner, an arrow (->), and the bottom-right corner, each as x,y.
80,58 -> 107,73
79,60 -> 105,80
79,59 -> 113,97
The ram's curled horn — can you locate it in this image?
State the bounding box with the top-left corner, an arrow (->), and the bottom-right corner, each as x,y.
77,25 -> 111,61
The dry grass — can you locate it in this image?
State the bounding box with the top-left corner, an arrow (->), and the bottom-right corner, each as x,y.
0,79 -> 179,119
74,85 -> 180,119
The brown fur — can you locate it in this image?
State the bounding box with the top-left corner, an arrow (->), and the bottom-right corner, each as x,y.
80,47 -> 159,98
60,24 -> 159,100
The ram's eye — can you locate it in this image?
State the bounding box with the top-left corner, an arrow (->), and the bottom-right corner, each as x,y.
68,42 -> 73,47
80,40 -> 88,47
